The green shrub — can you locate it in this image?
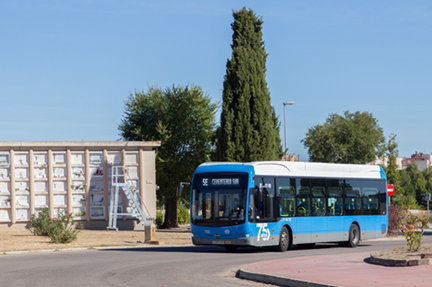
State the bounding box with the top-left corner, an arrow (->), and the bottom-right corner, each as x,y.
26,208 -> 51,236
155,211 -> 163,227
177,204 -> 190,225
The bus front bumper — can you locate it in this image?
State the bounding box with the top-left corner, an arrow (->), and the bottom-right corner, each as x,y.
192,237 -> 257,246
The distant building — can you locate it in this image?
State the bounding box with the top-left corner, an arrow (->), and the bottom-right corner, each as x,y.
282,154 -> 300,162
369,157 -> 389,167
371,152 -> 432,171
400,152 -> 431,171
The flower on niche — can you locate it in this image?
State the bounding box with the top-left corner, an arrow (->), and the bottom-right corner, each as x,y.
410,229 -> 414,232
410,224 -> 414,228
402,225 -> 406,229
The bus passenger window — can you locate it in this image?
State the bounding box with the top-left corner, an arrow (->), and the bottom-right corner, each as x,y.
296,178 -> 311,217
297,197 -> 309,216
345,187 -> 361,215
278,197 -> 295,217
276,178 -> 296,217
327,187 -> 343,216
311,186 -> 326,216
363,187 -> 379,215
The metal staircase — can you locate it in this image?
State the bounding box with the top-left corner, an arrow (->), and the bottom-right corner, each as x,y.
107,166 -> 153,232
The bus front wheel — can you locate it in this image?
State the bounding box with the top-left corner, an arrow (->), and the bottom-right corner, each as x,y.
340,224 -> 360,248
275,227 -> 289,252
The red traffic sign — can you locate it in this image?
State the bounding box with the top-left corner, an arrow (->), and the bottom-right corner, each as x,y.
387,184 -> 395,197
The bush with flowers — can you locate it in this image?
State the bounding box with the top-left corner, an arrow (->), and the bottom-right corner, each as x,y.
26,207 -> 51,236
26,208 -> 84,243
397,210 -> 427,252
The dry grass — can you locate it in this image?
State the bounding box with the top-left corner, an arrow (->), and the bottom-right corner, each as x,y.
0,229 -> 192,253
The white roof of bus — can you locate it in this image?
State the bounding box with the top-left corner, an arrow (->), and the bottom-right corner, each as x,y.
199,161 -> 383,179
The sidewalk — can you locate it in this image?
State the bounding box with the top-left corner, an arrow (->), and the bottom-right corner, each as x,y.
239,251 -> 432,287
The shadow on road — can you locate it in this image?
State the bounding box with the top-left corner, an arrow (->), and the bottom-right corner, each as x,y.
98,242 -> 350,254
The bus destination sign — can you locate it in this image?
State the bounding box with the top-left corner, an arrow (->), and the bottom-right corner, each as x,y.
202,177 -> 240,187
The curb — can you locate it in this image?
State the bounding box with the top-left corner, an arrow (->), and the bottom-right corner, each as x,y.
238,269 -> 339,287
0,244 -> 195,256
369,254 -> 432,267
156,229 -> 191,233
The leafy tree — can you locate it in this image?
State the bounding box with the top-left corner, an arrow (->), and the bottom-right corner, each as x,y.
119,85 -> 217,228
415,177 -> 427,208
383,134 -> 404,207
302,111 -> 385,164
405,163 -> 422,185
403,163 -> 430,208
214,7 -> 283,162
424,167 -> 432,192
400,163 -> 424,209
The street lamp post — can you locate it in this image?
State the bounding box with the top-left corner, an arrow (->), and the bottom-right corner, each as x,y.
283,101 -> 295,160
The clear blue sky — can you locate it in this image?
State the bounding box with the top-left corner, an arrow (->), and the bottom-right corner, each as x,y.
1,1 -> 431,161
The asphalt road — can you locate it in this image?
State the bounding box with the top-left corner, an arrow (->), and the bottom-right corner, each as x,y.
1,234 -> 432,287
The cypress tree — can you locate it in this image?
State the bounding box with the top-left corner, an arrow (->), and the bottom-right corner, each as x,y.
214,7 -> 283,162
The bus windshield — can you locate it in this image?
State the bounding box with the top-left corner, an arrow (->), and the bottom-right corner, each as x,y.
191,173 -> 248,227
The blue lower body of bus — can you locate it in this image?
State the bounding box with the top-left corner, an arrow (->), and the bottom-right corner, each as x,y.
191,215 -> 387,248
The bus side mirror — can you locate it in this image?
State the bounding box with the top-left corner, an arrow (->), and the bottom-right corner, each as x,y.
177,182 -> 190,197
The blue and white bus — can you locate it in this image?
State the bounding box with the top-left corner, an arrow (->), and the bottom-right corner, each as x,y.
187,161 -> 388,251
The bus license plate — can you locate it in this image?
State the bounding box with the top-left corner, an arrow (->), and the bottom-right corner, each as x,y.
212,241 -> 225,245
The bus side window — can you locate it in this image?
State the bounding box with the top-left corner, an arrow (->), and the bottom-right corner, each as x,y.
296,178 -> 311,217
311,186 -> 326,216
276,178 -> 296,217
327,186 -> 343,216
363,187 -> 379,215
344,186 -> 361,215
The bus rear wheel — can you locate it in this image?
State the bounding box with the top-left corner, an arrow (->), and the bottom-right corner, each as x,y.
340,224 -> 360,248
275,227 -> 289,252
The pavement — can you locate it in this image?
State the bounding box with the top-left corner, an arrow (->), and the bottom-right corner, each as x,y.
239,250 -> 432,287
238,229 -> 432,287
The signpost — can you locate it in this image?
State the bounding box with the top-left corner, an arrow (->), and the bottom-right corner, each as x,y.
426,193 -> 430,225
387,184 -> 395,206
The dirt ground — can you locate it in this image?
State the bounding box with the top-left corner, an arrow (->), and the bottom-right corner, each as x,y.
371,243 -> 432,260
0,228 -> 192,253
